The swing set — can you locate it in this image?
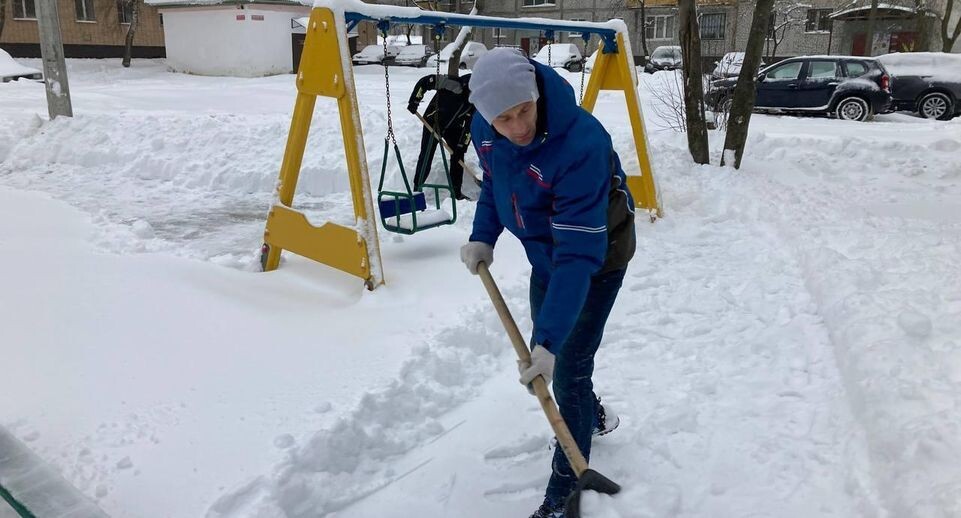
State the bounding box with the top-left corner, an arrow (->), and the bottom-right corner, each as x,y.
376,21 -> 458,235
260,0 -> 662,290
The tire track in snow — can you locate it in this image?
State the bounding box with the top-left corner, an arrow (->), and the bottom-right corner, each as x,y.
577,144 -> 878,517
743,130 -> 961,518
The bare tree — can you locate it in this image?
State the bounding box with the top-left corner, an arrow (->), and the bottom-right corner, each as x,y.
646,71 -> 688,131
638,0 -> 649,57
720,0 -> 774,169
765,1 -> 810,62
864,0 -> 879,55
678,0 -> 709,164
942,0 -> 961,51
0,0 -> 7,40
120,0 -> 141,67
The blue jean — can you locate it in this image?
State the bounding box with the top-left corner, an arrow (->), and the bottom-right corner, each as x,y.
529,268 -> 626,507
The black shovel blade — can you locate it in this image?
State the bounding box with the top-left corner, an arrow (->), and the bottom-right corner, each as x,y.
564,468 -> 621,518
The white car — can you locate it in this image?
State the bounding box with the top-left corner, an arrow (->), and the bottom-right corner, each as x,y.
711,52 -> 765,80
533,43 -> 584,72
352,44 -> 400,66
425,41 -> 488,70
393,44 -> 434,67
0,48 -> 42,82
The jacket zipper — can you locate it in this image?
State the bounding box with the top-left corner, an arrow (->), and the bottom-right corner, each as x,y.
512,193 -> 526,229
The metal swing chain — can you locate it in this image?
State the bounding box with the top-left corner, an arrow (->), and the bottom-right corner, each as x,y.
579,34 -> 590,104
434,30 -> 443,134
381,24 -> 398,147
546,30 -> 552,68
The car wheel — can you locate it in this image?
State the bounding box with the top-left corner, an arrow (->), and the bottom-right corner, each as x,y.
835,97 -> 870,122
917,92 -> 953,121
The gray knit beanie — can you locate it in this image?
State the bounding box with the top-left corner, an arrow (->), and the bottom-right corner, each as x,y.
469,48 -> 540,124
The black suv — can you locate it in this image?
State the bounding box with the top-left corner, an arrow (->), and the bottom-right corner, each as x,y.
707,56 -> 892,122
877,52 -> 961,120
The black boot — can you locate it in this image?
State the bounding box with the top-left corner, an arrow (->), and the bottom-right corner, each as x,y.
529,500 -> 565,518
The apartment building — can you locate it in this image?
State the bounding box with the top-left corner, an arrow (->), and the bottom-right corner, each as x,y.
1,0 -> 165,57
466,0 -> 958,65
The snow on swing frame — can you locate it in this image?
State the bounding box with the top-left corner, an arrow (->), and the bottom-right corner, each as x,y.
261,0 -> 660,290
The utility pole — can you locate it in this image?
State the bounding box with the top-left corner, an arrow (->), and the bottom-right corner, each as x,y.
36,0 -> 73,119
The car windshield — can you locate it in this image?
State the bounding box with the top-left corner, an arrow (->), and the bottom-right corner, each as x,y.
652,47 -> 680,60
721,52 -> 744,65
398,45 -> 426,57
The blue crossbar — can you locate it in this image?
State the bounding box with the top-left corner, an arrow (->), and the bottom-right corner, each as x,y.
343,8 -> 620,53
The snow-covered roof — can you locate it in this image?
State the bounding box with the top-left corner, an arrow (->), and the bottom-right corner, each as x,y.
146,0 -> 311,8
828,3 -> 923,20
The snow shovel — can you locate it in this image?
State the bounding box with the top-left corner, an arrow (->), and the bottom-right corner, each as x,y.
412,111 -> 482,185
476,262 -> 620,517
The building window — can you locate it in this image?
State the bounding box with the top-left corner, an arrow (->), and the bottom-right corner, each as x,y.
492,27 -> 505,39
699,12 -> 725,40
645,15 -> 675,41
75,0 -> 96,21
522,0 -> 556,7
118,0 -> 133,24
568,18 -> 586,38
13,0 -> 36,19
805,9 -> 832,33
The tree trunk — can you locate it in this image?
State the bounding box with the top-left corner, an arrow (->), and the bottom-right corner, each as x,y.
0,0 -> 7,40
720,0 -> 773,169
943,0 -> 961,52
640,0 -> 649,57
864,0 -> 879,56
122,0 -> 140,68
678,0 -> 709,164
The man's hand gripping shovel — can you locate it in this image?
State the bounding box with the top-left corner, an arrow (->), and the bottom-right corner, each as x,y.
476,262 -> 620,517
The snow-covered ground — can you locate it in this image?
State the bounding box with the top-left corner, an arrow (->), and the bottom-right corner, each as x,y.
1,59 -> 960,518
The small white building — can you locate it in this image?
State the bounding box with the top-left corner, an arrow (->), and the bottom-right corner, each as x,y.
146,0 -> 313,77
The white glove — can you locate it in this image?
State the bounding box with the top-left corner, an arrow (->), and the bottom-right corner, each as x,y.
518,345 -> 555,393
460,241 -> 493,275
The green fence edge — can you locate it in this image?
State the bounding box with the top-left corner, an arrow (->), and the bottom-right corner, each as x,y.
0,483 -> 36,518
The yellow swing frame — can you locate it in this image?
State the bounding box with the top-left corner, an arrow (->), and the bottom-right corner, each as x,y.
261,6 -> 661,291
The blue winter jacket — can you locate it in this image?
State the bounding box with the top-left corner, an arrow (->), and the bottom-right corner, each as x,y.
469,60 -> 636,354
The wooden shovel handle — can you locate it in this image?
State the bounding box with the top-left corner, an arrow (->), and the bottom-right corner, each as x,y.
413,111 -> 481,183
476,262 -> 589,477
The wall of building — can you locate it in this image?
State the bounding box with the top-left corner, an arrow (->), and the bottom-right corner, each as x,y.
1,0 -> 164,57
160,4 -> 309,76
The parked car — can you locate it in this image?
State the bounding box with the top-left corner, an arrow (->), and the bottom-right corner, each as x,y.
0,48 -> 42,82
425,41 -> 488,70
393,44 -> 434,67
876,52 -> 961,120
710,52 -> 767,80
644,46 -> 682,73
352,44 -> 400,66
706,56 -> 892,122
533,43 -> 584,72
